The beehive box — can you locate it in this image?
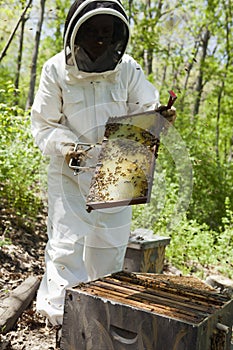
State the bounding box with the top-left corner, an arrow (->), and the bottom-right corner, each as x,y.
123,229 -> 170,273
61,271 -> 233,350
86,111 -> 164,212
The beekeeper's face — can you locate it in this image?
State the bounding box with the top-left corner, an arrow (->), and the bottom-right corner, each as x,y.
76,15 -> 114,61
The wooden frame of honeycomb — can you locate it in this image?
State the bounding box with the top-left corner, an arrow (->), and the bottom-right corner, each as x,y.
86,111 -> 164,212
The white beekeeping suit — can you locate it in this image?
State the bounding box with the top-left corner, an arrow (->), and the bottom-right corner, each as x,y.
31,0 -> 159,326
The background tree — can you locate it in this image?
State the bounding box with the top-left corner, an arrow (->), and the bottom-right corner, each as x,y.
26,0 -> 46,109
0,0 -> 32,63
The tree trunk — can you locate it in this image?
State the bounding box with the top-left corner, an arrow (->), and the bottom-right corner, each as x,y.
26,0 -> 46,110
143,0 -> 163,76
14,14 -> 27,104
144,48 -> 153,76
228,135 -> 233,162
0,0 -> 32,63
192,29 -> 210,117
128,0 -> 133,24
215,0 -> 231,163
215,86 -> 222,164
180,42 -> 199,113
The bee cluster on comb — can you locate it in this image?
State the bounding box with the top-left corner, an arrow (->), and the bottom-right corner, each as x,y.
86,112 -> 163,212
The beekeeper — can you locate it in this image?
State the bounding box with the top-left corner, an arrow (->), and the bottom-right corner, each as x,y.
31,0 -> 175,326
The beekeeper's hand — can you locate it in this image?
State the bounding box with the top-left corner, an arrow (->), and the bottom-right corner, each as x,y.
62,145 -> 89,166
65,147 -> 88,166
157,105 -> 176,125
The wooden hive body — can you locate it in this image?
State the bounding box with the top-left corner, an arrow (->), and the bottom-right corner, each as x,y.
61,272 -> 233,350
123,229 -> 171,274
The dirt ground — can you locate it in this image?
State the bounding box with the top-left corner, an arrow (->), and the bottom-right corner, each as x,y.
0,310 -> 57,350
0,205 -> 58,350
0,205 -> 232,350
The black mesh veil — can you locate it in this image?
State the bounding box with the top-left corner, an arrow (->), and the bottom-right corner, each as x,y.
64,0 -> 130,73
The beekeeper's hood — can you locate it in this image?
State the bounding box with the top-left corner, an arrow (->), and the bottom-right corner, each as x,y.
64,0 -> 130,73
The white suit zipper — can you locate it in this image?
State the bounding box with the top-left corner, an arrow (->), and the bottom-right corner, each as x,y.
90,80 -> 101,141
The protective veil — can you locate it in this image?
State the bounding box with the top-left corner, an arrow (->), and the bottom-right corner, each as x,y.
31,0 -> 159,326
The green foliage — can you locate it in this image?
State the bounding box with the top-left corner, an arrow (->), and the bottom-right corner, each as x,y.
165,220 -> 217,278
0,237 -> 12,247
0,83 -> 45,230
132,197 -> 233,279
165,201 -> 233,279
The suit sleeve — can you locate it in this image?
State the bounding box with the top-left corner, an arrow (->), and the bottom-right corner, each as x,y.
125,56 -> 160,114
31,61 -> 77,156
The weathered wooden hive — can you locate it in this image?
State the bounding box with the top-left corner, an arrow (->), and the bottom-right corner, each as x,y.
123,229 -> 171,274
60,271 -> 233,350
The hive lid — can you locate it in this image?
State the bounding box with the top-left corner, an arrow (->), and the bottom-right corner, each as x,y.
127,229 -> 171,249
